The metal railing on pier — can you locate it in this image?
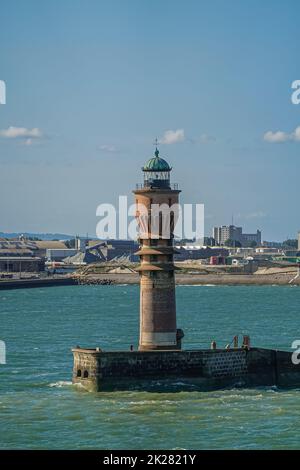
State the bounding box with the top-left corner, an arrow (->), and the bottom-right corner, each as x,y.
135,183 -> 179,190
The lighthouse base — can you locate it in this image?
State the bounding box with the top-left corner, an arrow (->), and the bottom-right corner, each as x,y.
72,347 -> 300,392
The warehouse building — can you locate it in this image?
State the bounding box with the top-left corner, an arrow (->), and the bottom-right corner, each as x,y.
0,256 -> 44,273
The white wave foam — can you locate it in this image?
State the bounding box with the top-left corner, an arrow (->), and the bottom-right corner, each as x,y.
49,381 -> 72,388
178,284 -> 216,287
73,382 -> 85,389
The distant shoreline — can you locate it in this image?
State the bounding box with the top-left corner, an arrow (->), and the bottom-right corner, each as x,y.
77,272 -> 300,286
0,272 -> 299,290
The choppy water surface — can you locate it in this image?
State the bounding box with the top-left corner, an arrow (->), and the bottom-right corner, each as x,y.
0,285 -> 300,449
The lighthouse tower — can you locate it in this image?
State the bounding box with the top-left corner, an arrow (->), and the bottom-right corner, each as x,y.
133,146 -> 184,351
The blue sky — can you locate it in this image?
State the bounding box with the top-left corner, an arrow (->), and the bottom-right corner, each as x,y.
0,0 -> 299,240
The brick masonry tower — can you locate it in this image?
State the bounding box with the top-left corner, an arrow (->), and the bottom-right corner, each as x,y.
133,146 -> 184,351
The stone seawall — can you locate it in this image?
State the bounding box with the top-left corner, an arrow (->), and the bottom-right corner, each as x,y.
0,277 -> 78,290
72,347 -> 300,392
74,272 -> 300,286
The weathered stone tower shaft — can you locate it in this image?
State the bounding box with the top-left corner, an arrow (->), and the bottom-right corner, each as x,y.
133,148 -> 183,351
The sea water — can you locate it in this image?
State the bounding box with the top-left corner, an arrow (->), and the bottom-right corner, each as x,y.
0,284 -> 299,449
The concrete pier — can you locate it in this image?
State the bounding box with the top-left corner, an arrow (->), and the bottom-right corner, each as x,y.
0,277 -> 77,290
72,347 -> 300,392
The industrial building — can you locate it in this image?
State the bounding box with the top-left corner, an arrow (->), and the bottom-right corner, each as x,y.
0,239 -> 66,273
87,239 -> 139,262
242,230 -> 262,246
0,256 -> 43,273
213,225 -> 261,247
174,245 -> 229,261
46,248 -> 78,262
0,239 -> 68,257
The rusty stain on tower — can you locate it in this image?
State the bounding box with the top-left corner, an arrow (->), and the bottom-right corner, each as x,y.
133,146 -> 184,351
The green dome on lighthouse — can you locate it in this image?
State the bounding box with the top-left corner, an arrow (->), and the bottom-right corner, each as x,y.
143,148 -> 171,172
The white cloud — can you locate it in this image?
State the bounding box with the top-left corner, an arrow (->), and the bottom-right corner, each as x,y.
236,211 -> 267,220
263,125 -> 300,143
245,211 -> 267,219
159,129 -> 185,145
0,126 -> 42,139
199,133 -> 216,144
99,144 -> 118,153
263,130 -> 290,143
293,126 -> 300,141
